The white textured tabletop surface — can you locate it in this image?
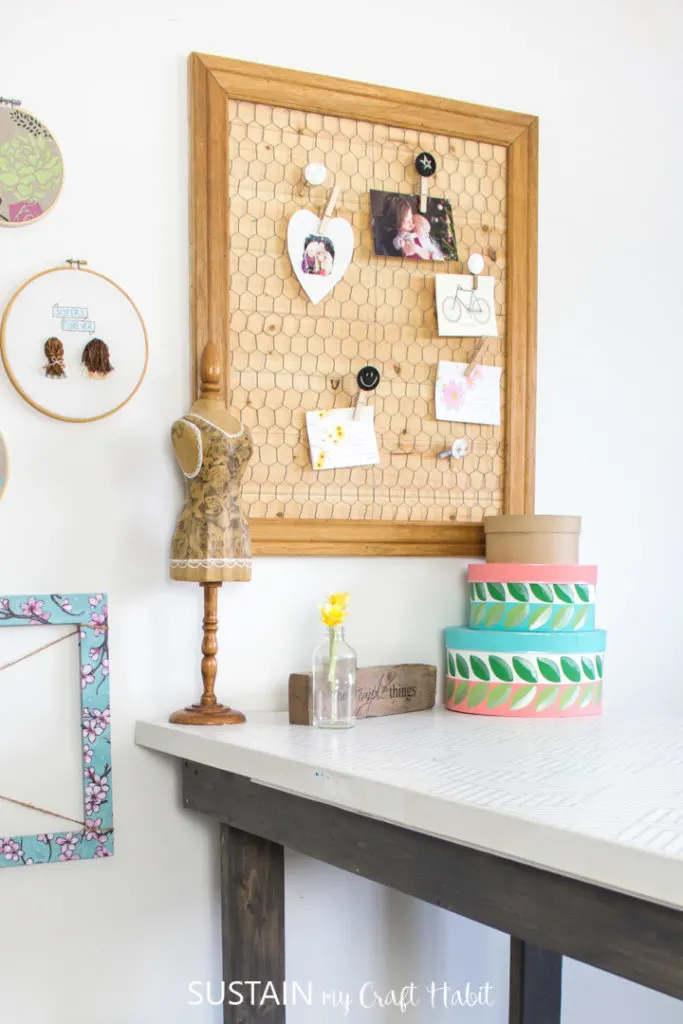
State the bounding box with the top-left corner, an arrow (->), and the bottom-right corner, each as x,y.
135,709 -> 683,911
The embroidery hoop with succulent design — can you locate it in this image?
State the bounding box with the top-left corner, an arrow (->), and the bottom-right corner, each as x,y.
0,105 -> 64,226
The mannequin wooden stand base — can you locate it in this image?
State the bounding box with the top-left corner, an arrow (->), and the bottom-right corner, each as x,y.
169,582 -> 246,726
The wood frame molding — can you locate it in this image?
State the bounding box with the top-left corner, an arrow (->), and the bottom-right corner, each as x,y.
189,52 -> 538,556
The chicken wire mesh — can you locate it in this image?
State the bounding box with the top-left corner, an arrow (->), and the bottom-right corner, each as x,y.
228,100 -> 507,523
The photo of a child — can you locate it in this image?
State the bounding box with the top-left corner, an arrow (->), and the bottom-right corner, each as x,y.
370,191 -> 458,261
302,234 -> 336,276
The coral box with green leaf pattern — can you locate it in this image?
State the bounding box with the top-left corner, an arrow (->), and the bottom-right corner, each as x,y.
444,625 -> 606,718
468,564 -> 597,633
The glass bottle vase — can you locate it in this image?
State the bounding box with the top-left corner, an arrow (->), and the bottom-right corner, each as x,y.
312,626 -> 357,729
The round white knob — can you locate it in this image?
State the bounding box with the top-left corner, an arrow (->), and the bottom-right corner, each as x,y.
304,162 -> 327,186
467,253 -> 485,276
437,438 -> 468,460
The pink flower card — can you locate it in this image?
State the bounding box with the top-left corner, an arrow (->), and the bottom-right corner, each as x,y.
435,360 -> 501,426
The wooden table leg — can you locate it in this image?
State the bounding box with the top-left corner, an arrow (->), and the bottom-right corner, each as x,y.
509,937 -> 562,1024
220,824 -> 285,1024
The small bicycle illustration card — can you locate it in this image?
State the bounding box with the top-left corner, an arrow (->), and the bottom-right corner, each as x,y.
435,274 -> 498,337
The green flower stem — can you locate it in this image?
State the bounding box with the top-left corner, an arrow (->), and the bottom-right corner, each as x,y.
327,626 -> 340,688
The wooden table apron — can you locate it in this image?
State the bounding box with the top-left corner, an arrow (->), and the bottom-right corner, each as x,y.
181,760 -> 683,1024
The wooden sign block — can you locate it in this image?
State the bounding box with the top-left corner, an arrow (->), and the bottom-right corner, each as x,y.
288,664 -> 437,725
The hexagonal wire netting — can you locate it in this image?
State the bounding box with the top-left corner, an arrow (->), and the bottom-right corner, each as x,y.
228,101 -> 506,523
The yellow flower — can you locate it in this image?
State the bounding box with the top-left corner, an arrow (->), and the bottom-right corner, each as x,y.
320,591 -> 350,627
315,452 -> 327,470
321,605 -> 345,627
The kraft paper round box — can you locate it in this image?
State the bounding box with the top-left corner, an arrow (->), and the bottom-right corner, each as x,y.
484,514 -> 581,564
468,564 -> 597,632
444,626 -> 606,718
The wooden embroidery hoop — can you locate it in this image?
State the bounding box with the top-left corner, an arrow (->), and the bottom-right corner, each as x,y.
0,263 -> 149,423
0,101 -> 64,229
0,430 -> 8,502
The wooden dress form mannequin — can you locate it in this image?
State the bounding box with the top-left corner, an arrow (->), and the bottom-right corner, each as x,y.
169,342 -> 253,725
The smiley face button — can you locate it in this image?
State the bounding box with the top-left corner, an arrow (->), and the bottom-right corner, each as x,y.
357,365 -> 381,392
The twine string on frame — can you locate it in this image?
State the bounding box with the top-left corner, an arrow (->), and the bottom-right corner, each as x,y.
0,628 -> 104,830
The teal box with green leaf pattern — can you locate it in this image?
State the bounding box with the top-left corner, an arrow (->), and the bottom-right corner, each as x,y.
468,564 -> 597,632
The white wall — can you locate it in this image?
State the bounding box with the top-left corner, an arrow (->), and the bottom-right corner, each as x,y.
1,0 -> 682,1020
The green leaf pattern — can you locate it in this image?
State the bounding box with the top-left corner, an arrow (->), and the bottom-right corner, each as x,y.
489,655 -> 514,682
508,582 -> 530,602
447,680 -> 602,714
551,606 -> 573,630
527,606 -> 553,631
503,604 -> 529,629
512,656 -> 538,683
470,655 -> 490,681
536,686 -> 559,711
470,581 -> 595,631
510,684 -> 537,710
538,657 -> 561,683
530,582 -> 553,603
486,684 -> 512,708
485,604 -> 505,627
452,681 -> 469,706
467,683 -> 489,708
471,603 -> 487,627
470,600 -> 593,631
470,581 -> 595,604
447,649 -> 605,685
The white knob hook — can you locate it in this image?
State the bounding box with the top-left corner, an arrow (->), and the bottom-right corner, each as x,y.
437,439 -> 468,461
304,162 -> 327,187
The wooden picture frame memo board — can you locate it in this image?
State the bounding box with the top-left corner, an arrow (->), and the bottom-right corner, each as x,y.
189,53 -> 538,557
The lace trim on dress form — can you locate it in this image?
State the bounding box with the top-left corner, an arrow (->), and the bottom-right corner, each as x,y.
180,419 -> 203,479
185,412 -> 244,439
170,558 -> 252,569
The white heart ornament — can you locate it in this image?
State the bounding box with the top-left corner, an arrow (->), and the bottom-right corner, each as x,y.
287,209 -> 354,306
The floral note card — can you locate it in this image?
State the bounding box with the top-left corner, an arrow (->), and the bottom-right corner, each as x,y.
435,360 -> 502,426
306,407 -> 380,471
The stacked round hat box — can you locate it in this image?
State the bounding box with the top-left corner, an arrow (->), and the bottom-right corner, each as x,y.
445,516 -> 606,718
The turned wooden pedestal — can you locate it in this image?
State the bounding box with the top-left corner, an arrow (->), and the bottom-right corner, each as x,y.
169,582 -> 246,726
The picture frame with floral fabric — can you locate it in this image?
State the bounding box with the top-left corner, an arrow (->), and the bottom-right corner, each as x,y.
0,593 -> 113,868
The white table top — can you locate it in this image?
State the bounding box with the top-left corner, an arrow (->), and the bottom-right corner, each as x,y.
135,709 -> 683,912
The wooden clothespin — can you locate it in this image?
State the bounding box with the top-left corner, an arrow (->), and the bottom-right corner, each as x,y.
354,365 -> 380,421
415,152 -> 436,213
354,390 -> 367,421
465,337 -> 488,378
467,252 -> 485,291
318,185 -> 340,235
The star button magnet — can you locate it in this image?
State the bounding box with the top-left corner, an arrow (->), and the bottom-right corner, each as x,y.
415,152 -> 436,177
